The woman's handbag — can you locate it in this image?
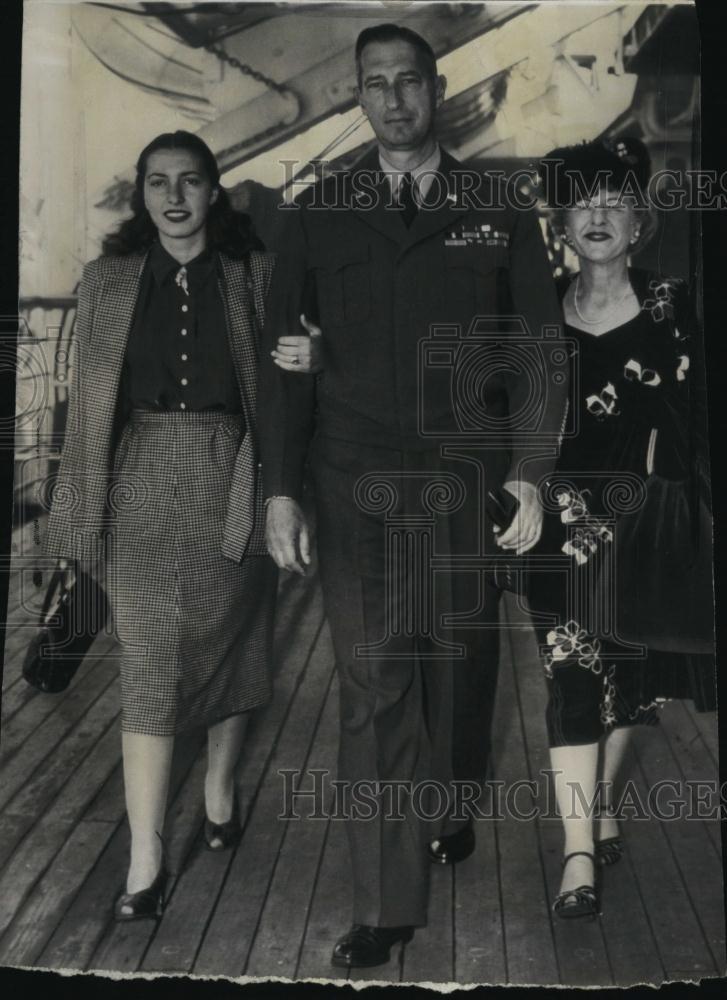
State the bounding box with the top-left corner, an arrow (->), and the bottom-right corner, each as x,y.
22,567 -> 109,693
486,488 -> 530,596
608,472 -> 714,654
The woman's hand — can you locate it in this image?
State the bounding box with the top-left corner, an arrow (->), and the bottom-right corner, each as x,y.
57,558 -> 76,590
271,314 -> 324,374
493,481 -> 543,555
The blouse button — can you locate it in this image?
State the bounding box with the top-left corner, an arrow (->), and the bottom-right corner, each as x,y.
181,354 -> 188,361
180,402 -> 186,410
181,304 -> 189,313
181,377 -> 188,386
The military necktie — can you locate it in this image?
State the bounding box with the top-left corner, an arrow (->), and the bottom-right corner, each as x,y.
398,171 -> 419,228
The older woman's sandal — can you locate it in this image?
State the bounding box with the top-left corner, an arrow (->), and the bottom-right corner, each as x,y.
595,834 -> 624,867
552,851 -> 599,919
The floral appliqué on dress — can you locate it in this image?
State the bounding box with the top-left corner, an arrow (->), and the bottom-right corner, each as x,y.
585,381 -> 619,421
555,488 -> 613,565
543,620 -> 601,679
642,277 -> 682,324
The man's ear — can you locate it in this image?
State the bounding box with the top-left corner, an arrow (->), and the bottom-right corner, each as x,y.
354,85 -> 367,116
435,73 -> 447,108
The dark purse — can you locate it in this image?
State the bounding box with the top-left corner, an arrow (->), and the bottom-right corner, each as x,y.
486,488 -> 530,596
22,567 -> 109,693
608,472 -> 714,654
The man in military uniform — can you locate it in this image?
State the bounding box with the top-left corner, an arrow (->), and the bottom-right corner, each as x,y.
258,23 -> 566,968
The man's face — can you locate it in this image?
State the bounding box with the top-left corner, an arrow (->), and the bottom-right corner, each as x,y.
355,39 -> 445,152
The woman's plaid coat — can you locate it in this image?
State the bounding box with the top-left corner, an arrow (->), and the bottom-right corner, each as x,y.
44,249 -> 274,563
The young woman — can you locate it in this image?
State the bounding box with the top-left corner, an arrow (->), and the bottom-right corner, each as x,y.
513,138 -> 715,918
45,131 -> 281,919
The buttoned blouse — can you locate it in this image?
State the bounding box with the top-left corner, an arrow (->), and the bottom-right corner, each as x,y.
120,241 -> 243,416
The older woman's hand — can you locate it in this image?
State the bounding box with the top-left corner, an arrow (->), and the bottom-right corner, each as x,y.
272,313 -> 324,374
494,480 -> 543,555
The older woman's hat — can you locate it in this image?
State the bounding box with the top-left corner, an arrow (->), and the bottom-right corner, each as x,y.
538,136 -> 651,208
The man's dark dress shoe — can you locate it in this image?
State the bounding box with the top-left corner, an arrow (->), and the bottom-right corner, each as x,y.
428,821 -> 475,864
331,924 -> 414,968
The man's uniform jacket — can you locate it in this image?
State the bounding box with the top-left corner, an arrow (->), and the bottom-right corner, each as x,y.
259,147 -> 566,499
257,147 -> 567,928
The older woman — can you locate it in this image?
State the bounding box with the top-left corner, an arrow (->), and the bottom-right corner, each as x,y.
45,131 -> 282,920
510,138 -> 715,918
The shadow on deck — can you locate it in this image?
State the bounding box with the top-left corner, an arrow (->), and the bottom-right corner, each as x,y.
0,523 -> 724,987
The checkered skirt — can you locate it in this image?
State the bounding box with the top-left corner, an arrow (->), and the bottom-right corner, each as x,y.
107,410 -> 276,735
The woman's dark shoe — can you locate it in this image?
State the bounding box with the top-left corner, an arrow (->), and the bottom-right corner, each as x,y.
204,797 -> 242,852
552,851 -> 599,920
114,864 -> 168,922
595,834 -> 624,867
331,924 -> 414,968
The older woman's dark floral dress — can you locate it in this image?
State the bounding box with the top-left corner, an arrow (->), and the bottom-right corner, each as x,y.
526,269 -> 715,747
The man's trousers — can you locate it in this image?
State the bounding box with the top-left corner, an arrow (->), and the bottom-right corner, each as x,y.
311,436 -> 504,927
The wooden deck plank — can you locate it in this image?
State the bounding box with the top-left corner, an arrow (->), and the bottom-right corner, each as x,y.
143,655 -> 334,978
135,750 -> 221,974
0,682 -> 119,870
629,726 -> 725,975
2,589 -> 46,632
2,524 -> 43,619
452,810 -> 507,986
657,701 -> 721,856
660,700 -> 720,785
2,566 -> 55,629
681,696 -> 720,767
243,670 -> 339,979
504,610 -> 615,988
2,615 -> 53,693
38,731 -> 205,972
89,579 -> 325,976
596,813 -> 667,987
0,716 -> 122,945
0,536 -> 722,987
490,602 -> 559,987
89,749 -> 211,975
82,764 -> 125,824
294,818 -> 351,981
190,602 -> 332,977
400,865 -> 453,984
0,819 -> 116,967
621,736 -> 719,980
0,633 -> 117,772
0,676 -> 40,729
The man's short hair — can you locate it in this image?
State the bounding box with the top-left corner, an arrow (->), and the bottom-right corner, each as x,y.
355,23 -> 437,84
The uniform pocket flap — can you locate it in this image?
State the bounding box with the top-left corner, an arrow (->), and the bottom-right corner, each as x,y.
309,244 -> 370,273
443,244 -> 507,274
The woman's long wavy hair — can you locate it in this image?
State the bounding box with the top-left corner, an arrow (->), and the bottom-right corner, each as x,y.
101,131 -> 264,257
